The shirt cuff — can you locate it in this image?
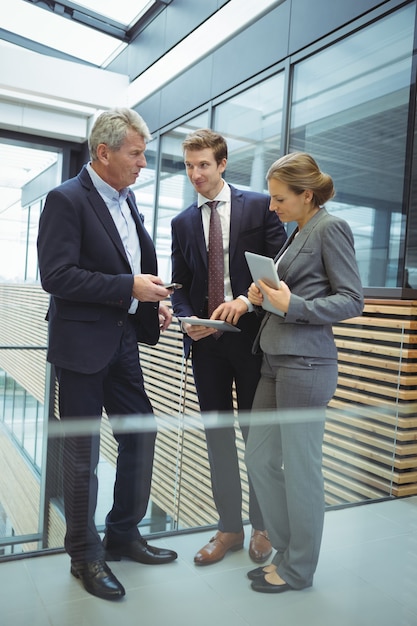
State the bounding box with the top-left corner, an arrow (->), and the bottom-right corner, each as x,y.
238,295 -> 253,313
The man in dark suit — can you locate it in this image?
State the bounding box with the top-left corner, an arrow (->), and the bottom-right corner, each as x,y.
170,129 -> 287,565
37,108 -> 177,601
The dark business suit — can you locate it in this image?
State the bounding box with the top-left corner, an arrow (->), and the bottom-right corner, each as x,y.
246,208 -> 364,589
37,165 -> 160,562
171,184 -> 287,532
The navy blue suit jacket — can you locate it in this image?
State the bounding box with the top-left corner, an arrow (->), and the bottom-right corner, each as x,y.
37,165 -> 160,374
170,184 -> 287,356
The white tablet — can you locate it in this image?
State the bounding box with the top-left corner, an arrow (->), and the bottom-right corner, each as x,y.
178,317 -> 241,332
245,251 -> 285,316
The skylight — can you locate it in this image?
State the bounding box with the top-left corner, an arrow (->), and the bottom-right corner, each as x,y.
71,0 -> 155,28
4,0 -> 160,67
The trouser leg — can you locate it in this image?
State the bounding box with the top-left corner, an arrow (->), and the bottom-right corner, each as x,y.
56,366 -> 104,562
104,318 -> 156,541
246,354 -> 337,588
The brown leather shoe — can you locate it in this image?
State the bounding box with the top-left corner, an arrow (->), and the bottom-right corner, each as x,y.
194,530 -> 244,565
249,529 -> 272,563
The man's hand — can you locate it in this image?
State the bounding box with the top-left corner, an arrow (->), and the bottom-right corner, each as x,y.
182,297 -> 249,340
210,298 -> 248,325
182,316 -> 217,341
132,274 -> 172,302
158,303 -> 172,331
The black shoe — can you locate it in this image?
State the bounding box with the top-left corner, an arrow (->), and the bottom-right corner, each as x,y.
251,576 -> 293,594
103,536 -> 178,565
247,566 -> 270,580
71,559 -> 125,601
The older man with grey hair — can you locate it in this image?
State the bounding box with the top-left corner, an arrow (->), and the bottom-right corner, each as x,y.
37,108 -> 177,601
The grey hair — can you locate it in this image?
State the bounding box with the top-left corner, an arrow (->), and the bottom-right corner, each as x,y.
88,108 -> 151,160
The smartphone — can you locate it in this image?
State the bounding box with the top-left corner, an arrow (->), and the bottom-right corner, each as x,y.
163,283 -> 182,290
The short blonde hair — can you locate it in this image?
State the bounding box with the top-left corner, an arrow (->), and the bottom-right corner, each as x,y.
267,152 -> 335,207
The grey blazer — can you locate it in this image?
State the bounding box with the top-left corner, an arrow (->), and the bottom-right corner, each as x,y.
257,208 -> 364,359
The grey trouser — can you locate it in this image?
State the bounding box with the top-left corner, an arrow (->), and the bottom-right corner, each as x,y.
246,354 -> 338,589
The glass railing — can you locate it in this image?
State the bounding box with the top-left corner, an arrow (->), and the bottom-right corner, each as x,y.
0,397 -> 410,559
1,284 -> 417,560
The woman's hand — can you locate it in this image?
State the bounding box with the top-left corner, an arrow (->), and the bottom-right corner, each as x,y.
248,282 -> 264,306
257,279 -> 291,314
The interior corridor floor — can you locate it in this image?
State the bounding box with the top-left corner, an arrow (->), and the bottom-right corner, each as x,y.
1,496 -> 417,626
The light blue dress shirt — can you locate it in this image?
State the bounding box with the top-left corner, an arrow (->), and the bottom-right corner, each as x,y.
87,163 -> 141,313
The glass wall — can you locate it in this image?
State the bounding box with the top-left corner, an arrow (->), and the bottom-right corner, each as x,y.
152,73 -> 286,281
153,113 -> 209,282
213,73 -> 285,193
0,369 -> 45,555
0,371 -> 43,471
289,3 -> 416,288
0,144 -> 59,282
0,143 -> 62,556
131,137 -> 158,238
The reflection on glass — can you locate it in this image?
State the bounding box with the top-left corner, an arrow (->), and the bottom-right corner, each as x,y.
214,73 -> 285,193
290,4 -> 415,287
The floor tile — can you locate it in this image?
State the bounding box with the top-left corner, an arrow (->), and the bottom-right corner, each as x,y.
1,497 -> 417,626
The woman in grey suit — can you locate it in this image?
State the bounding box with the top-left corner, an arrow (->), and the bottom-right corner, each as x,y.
245,152 -> 364,594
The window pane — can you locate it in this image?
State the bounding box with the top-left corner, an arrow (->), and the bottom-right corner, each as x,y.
0,143 -> 59,282
289,5 -> 415,288
132,137 -> 158,239
405,112 -> 417,288
156,113 -> 209,282
25,201 -> 42,282
213,73 -> 285,193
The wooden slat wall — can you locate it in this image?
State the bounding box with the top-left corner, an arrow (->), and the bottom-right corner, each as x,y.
144,300 -> 417,519
327,299 -> 417,504
137,324 -> 221,528
0,284 -> 48,403
2,285 -> 417,542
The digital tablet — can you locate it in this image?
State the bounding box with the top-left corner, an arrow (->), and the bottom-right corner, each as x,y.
178,317 -> 241,332
245,251 -> 285,316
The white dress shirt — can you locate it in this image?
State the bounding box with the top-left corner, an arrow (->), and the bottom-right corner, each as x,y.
198,181 -> 251,312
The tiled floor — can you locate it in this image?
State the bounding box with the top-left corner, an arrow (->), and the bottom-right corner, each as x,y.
1,496 -> 417,626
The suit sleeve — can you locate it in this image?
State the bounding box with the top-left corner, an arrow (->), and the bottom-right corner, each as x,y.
37,187 -> 133,308
286,219 -> 364,325
170,217 -> 197,318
